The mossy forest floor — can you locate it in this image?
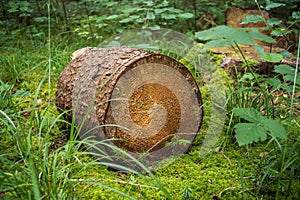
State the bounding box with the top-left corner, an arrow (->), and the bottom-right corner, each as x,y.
1,39 -> 299,200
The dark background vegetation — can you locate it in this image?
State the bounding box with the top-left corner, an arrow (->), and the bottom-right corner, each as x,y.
1,0 -> 299,48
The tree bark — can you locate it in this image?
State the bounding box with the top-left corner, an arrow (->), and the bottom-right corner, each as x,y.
56,47 -> 203,169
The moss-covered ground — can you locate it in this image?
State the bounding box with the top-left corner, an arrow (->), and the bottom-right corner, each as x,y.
1,40 -> 299,200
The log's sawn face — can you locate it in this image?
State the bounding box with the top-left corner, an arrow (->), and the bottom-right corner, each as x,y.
105,83 -> 181,152
55,47 -> 203,169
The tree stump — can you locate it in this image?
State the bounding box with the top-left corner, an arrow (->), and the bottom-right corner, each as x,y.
56,47 -> 203,169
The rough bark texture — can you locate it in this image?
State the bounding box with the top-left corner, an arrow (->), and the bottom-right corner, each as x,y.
56,47 -> 203,154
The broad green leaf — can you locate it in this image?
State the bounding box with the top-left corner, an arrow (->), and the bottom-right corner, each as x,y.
166,8 -> 182,14
274,64 -> 296,75
203,39 -> 233,49
148,25 -> 160,30
161,14 -> 176,19
260,53 -> 283,62
248,30 -> 275,43
196,26 -> 274,46
279,51 -> 292,58
122,7 -> 143,14
262,119 -> 286,139
195,25 -> 235,41
255,46 -> 264,54
284,75 -> 300,85
265,3 -> 285,10
104,2 -> 118,7
267,77 -> 281,89
281,85 -> 295,93
233,108 -> 265,123
146,12 -> 155,20
154,8 -> 167,14
143,1 -> 154,6
241,15 -> 263,24
19,1 -> 30,7
136,18 -> 144,23
292,11 -> 300,19
234,123 -> 267,146
34,17 -> 48,23
267,18 -> 282,26
8,7 -> 18,13
239,73 -> 260,82
119,17 -> 133,23
178,13 -> 194,19
271,28 -> 290,36
106,15 -> 119,20
119,15 -> 140,23
19,13 -> 31,17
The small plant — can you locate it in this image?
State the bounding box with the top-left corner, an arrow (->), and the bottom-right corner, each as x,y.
181,185 -> 193,200
233,107 -> 286,146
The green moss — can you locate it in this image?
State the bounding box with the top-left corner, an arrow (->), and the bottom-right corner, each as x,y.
208,51 -> 225,66
1,40 -> 298,200
69,142 -> 267,200
242,59 -> 260,69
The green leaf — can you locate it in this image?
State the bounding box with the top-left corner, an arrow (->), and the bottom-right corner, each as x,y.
34,17 -> 48,23
271,28 -> 290,36
104,2 -> 118,7
19,13 -> 31,17
281,85 -> 295,92
274,64 -> 295,75
203,39 -> 233,49
267,18 -> 282,26
166,8 -> 182,14
195,25 -> 234,41
267,78 -> 281,89
119,17 -> 132,23
196,26 -> 275,47
279,51 -> 292,58
148,25 -> 161,30
119,15 -> 140,23
122,7 -> 143,14
178,13 -> 194,19
143,1 -> 154,6
233,108 -> 265,124
255,46 -> 264,54
239,73 -> 260,83
106,15 -> 119,20
234,123 -> 267,146
146,12 -> 155,20
292,11 -> 300,19
248,30 -> 275,43
8,7 -> 18,13
241,15 -> 263,24
154,8 -> 167,14
265,3 -> 285,10
260,53 -> 283,62
262,119 -> 286,139
284,75 -> 300,85
161,14 -> 176,19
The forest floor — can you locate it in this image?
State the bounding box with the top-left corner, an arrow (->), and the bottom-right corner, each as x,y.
1,38 -> 299,200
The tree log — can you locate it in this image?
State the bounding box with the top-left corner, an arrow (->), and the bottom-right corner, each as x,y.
56,47 -> 203,169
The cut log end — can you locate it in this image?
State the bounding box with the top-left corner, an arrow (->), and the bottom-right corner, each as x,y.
56,47 -> 203,156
